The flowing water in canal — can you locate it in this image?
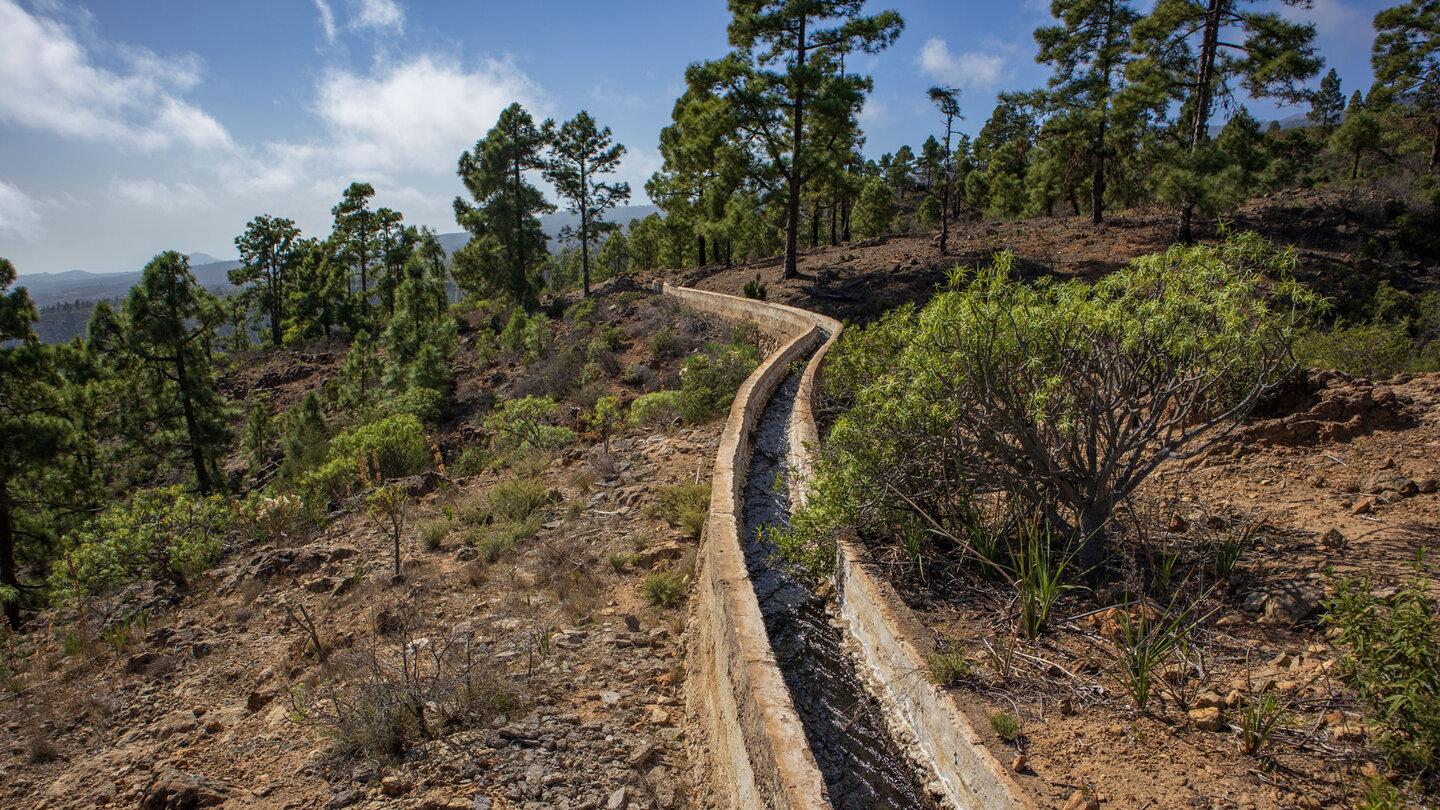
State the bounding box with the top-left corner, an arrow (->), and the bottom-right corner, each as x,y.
741,370 -> 937,810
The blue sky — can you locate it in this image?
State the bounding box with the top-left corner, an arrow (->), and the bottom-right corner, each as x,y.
0,0 -> 1390,276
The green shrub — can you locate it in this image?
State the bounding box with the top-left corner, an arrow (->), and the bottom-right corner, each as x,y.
649,484 -> 710,538
989,711 -> 1021,742
489,478 -> 550,523
927,649 -> 973,685
381,387 -> 447,423
1326,552 -> 1440,776
649,328 -> 675,362
54,486 -> 235,597
564,297 -> 597,323
795,230 -> 1320,578
642,571 -> 690,607
678,343 -> 759,423
419,518 -> 450,551
1296,322 -> 1435,379
630,390 -> 684,428
743,275 -> 767,301
484,396 -> 576,452
305,414 -> 430,500
453,448 -> 489,477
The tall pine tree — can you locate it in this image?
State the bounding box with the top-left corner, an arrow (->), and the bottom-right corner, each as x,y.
545,111 -> 631,297
0,259 -> 74,628
1131,0 -> 1321,240
454,104 -> 555,309
1033,0 -> 1145,223
1371,0 -> 1440,173
231,215 -> 301,347
717,1 -> 903,278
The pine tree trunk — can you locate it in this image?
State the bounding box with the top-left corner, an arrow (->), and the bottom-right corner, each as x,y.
1429,116 -> 1439,174
175,349 -> 213,495
697,235 -> 707,267
829,197 -> 838,246
1178,0 -> 1221,246
1352,150 -> 1361,181
513,156 -> 527,306
1,491 -> 20,630
1091,125 -> 1107,224
783,16 -> 807,280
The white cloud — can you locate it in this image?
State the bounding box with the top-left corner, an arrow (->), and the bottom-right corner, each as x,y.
1294,0 -> 1370,47
916,37 -> 1009,92
0,0 -> 232,152
0,180 -> 44,242
311,54 -> 546,176
314,0 -> 338,43
858,97 -> 888,128
350,0 -> 403,33
109,178 -> 211,212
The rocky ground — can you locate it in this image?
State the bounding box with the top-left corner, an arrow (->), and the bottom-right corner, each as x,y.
4,195 -> 1438,809
2,393 -> 722,810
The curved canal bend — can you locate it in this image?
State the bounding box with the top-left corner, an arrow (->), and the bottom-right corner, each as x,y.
740,365 -> 938,810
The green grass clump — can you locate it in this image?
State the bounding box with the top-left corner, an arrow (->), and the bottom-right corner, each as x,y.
927,649 -> 973,686
641,571 -> 690,607
418,518 -> 450,551
489,478 -> 550,523
649,484 -> 710,539
989,710 -> 1021,742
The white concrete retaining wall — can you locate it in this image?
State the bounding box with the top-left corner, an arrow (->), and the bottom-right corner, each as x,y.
668,281 -> 1033,810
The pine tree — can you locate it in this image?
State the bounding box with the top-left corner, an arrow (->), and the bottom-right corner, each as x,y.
231,214 -> 301,347
596,230 -> 631,278
373,209 -> 417,320
712,1 -> 903,278
339,329 -> 382,414
1,259 -> 73,628
383,233 -> 457,394
1033,0 -> 1146,223
281,392 -> 328,484
453,104 -> 555,308
1330,91 -> 1388,179
927,86 -> 962,251
545,111 -> 631,296
1371,0 -> 1440,173
109,252 -> 232,494
1131,0 -> 1322,240
1309,68 -> 1345,131
852,176 -> 898,237
331,183 -> 381,325
285,238 -> 348,342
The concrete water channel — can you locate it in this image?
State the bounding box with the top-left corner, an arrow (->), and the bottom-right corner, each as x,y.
741,366 -> 937,810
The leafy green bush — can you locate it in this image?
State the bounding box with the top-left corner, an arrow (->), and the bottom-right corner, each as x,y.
306,414 -> 430,500
629,390 -> 683,428
988,710 -> 1021,742
484,396 -> 576,452
1296,322 -> 1437,379
54,486 -> 235,597
453,447 -> 489,476
678,342 -> 759,423
1326,553 -> 1440,775
794,231 -> 1320,578
381,387 -> 448,424
649,327 -> 675,362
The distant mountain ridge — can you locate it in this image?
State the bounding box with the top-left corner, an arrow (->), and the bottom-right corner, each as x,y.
16,204 -> 662,343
